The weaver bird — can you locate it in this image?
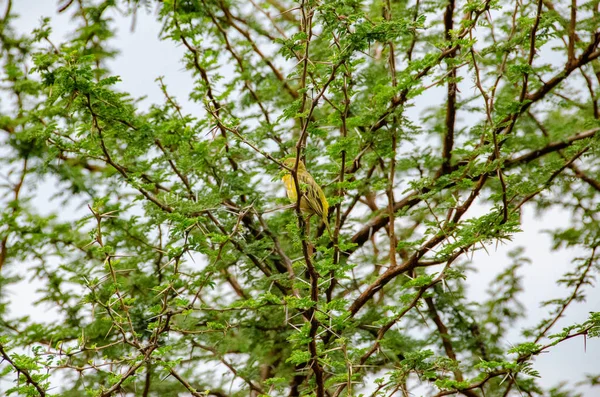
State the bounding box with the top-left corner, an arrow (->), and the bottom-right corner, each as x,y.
282,157 -> 331,236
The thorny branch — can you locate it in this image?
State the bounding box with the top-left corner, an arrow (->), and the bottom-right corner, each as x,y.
3,1 -> 600,397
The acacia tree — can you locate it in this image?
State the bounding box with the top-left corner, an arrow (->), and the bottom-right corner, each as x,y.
1,0 -> 599,396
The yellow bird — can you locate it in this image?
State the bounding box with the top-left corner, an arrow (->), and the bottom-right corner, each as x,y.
282,157 -> 331,235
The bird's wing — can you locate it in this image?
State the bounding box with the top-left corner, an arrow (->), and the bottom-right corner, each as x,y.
299,173 -> 325,217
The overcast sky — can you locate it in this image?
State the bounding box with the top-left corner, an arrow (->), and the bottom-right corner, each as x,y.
3,0 -> 600,395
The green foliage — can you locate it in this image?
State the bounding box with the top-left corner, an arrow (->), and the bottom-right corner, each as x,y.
1,0 -> 600,396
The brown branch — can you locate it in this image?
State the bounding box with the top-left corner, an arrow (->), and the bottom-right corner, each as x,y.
383,0 -> 399,271
154,139 -> 194,199
0,157 -> 26,271
426,297 -> 463,382
328,63 -> 351,302
568,0 -> 577,62
348,123 -> 600,269
168,368 -> 210,397
522,32 -> 600,108
433,372 -> 503,396
255,211 -> 299,297
172,1 -> 239,171
202,0 -> 275,127
0,342 -> 47,396
502,247 -> 597,396
333,256 -> 468,397
579,66 -> 599,119
536,247 -> 596,344
89,205 -> 141,348
348,231 -> 445,317
192,341 -> 265,394
204,212 -> 288,296
142,364 -> 152,397
218,0 -> 299,99
99,360 -> 147,397
221,268 -> 248,299
265,0 -> 300,25
371,0 -> 494,133
57,152 -> 104,172
406,0 -> 420,61
514,146 -> 590,210
440,0 -> 456,174
84,94 -> 174,213
507,127 -> 600,165
294,4 -> 324,395
569,163 -> 600,191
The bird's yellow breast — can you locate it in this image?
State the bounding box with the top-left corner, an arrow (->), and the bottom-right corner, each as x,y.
282,174 -> 298,201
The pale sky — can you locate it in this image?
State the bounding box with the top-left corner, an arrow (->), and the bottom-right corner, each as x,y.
3,0 -> 600,395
